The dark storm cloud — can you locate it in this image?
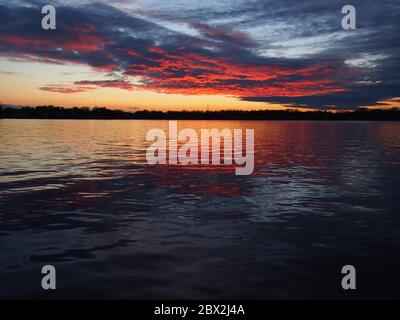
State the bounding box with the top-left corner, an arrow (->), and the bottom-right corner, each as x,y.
243,83 -> 400,109
213,0 -> 400,109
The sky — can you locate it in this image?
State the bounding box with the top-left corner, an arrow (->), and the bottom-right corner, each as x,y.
0,0 -> 399,111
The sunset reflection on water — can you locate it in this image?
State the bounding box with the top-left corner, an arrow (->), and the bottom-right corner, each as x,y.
0,119 -> 399,299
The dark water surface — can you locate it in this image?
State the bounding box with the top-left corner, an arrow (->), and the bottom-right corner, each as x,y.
0,119 -> 399,299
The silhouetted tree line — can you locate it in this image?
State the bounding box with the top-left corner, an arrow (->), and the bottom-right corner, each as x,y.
1,105 -> 399,120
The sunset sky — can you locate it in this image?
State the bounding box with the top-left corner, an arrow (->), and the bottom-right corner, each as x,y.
0,0 -> 399,111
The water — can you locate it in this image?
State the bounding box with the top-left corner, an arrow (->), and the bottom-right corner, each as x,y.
0,119 -> 399,299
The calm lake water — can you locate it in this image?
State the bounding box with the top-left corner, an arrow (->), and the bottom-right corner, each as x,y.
0,119 -> 399,299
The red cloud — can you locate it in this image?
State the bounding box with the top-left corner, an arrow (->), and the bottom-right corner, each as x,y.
0,23 -> 108,54
39,85 -> 93,94
39,80 -> 135,94
125,46 -> 346,97
34,41 -> 346,97
193,22 -> 252,46
75,80 -> 135,91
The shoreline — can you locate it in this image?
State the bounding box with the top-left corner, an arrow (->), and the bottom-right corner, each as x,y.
1,106 -> 399,121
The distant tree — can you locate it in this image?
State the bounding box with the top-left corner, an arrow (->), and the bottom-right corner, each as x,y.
1,105 -> 399,120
